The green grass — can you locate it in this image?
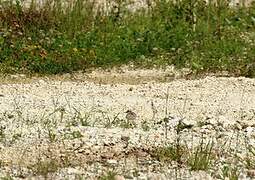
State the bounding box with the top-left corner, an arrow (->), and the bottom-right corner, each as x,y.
0,0 -> 255,76
100,171 -> 117,180
150,139 -> 215,171
221,164 -> 240,180
150,145 -> 187,164
33,159 -> 59,177
188,139 -> 214,171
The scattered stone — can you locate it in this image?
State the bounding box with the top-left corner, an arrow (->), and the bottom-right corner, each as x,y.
218,115 -> 236,129
107,159 -> 118,165
0,74 -> 254,179
114,175 -> 125,180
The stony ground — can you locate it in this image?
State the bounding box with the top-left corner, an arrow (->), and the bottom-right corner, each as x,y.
0,67 -> 255,179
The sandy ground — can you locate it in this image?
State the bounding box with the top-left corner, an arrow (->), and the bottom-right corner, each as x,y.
0,67 -> 254,179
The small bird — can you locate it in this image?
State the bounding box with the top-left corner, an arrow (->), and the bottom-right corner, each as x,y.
125,110 -> 137,123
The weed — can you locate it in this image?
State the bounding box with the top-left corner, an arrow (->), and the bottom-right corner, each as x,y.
245,140 -> 255,169
141,120 -> 150,131
47,128 -> 57,142
106,115 -> 135,129
0,175 -> 13,180
100,170 -> 117,180
72,107 -> 91,126
10,133 -> 22,143
188,139 -> 214,171
221,164 -> 240,180
79,114 -> 90,126
150,145 -> 187,164
33,158 -> 59,177
64,130 -> 83,140
119,120 -> 135,129
71,130 -> 83,139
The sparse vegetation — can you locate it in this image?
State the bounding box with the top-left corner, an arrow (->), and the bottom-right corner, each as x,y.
245,140 -> 255,170
221,164 -> 240,180
141,120 -> 150,131
47,128 -> 57,142
0,1 -> 255,177
150,138 -> 215,171
150,145 -> 187,163
0,94 -> 254,178
100,171 -> 117,180
188,139 -> 214,171
0,175 -> 13,180
33,158 -> 60,177
29,146 -> 74,178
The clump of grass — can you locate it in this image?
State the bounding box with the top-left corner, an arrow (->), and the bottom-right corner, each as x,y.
72,107 -> 91,126
47,128 -> 57,142
63,130 -> 83,140
188,139 -> 214,171
100,171 -> 117,180
150,138 -> 215,171
10,133 -> 22,144
150,144 -> 187,164
0,175 -> 13,180
109,118 -> 135,129
31,147 -> 73,178
245,141 -> 255,170
33,158 -> 60,177
0,0 -> 254,76
221,164 -> 240,180
141,120 -> 150,131
101,111 -> 135,129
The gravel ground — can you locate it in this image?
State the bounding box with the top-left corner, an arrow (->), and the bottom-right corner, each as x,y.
0,67 -> 255,179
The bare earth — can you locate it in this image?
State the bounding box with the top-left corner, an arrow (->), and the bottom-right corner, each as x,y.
0,67 -> 254,179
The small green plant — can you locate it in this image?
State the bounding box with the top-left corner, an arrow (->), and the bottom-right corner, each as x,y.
100,171 -> 117,180
0,174 -> 13,180
188,139 -> 214,171
102,113 -> 114,128
141,120 -> 150,131
48,128 -> 57,142
72,108 -> 91,127
79,114 -> 90,126
221,164 -> 240,180
10,133 -> 22,144
64,130 -> 83,140
245,156 -> 255,171
109,116 -> 135,129
101,112 -> 122,128
150,145 -> 186,164
71,130 -> 83,139
119,120 -> 135,129
245,144 -> 255,170
33,159 -> 59,177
